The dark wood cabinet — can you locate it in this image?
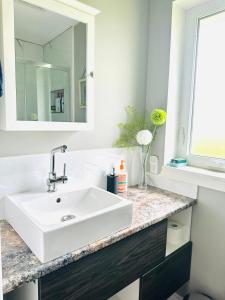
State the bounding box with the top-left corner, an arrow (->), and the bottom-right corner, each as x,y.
39,220 -> 167,300
38,219 -> 192,300
140,242 -> 192,300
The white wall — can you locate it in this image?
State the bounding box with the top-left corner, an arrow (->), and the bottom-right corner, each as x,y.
0,0 -> 149,157
190,187 -> 225,299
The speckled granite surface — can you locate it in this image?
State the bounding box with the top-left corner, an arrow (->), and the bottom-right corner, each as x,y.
1,186 -> 197,294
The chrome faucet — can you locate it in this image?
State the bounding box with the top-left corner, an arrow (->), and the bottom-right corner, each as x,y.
47,145 -> 68,192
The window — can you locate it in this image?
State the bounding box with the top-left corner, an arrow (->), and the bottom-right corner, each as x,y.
191,10 -> 225,160
180,0 -> 225,168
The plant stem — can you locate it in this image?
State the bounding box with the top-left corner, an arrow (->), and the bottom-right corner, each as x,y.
141,126 -> 157,186
152,126 -> 157,140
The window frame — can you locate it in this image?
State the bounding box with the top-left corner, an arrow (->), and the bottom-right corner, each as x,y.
179,0 -> 225,169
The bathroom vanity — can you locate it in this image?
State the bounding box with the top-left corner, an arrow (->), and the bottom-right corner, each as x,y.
2,187 -> 196,300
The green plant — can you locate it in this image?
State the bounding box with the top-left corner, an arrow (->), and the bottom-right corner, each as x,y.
114,106 -> 167,148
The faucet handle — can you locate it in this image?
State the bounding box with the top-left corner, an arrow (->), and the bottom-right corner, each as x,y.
63,163 -> 67,183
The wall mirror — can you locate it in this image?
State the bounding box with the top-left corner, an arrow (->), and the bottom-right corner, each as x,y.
0,0 -> 99,130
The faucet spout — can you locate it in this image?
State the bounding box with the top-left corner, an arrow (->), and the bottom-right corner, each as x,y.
51,145 -> 67,154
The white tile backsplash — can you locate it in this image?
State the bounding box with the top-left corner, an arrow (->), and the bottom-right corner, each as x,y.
0,147 -> 139,219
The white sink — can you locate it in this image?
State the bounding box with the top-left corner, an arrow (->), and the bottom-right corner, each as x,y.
5,187 -> 133,263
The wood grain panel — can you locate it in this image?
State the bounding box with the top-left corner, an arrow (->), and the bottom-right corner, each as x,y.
140,242 -> 192,300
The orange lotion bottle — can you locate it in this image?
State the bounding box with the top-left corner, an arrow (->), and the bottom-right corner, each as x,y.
117,160 -> 128,193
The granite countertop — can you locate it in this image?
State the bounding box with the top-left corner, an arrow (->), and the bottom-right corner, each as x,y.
1,186 -> 197,294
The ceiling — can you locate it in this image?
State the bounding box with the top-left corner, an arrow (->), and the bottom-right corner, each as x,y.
175,0 -> 211,10
14,0 -> 78,45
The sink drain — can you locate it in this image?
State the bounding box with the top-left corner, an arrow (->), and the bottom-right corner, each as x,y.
61,214 -> 76,222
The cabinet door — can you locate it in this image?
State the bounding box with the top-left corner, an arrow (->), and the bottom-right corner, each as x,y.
140,242 -> 192,300
39,221 -> 167,300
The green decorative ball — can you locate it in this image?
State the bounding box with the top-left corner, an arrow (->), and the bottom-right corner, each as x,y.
151,109 -> 167,126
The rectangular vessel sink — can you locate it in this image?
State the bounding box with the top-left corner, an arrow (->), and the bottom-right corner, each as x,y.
5,187 -> 133,263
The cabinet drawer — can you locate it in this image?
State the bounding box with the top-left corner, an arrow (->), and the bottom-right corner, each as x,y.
140,242 -> 192,300
39,220 -> 167,300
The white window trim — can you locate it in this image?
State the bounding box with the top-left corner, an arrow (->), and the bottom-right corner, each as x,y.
162,165 -> 225,194
178,0 -> 225,169
147,164 -> 225,196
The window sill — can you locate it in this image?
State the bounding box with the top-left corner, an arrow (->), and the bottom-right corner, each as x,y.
162,165 -> 225,194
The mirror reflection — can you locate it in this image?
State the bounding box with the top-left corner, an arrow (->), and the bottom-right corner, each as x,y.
14,0 -> 87,122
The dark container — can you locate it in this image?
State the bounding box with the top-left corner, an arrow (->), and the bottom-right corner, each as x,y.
107,168 -> 118,194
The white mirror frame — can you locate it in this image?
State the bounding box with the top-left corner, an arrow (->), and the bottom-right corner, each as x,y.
0,0 -> 100,131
